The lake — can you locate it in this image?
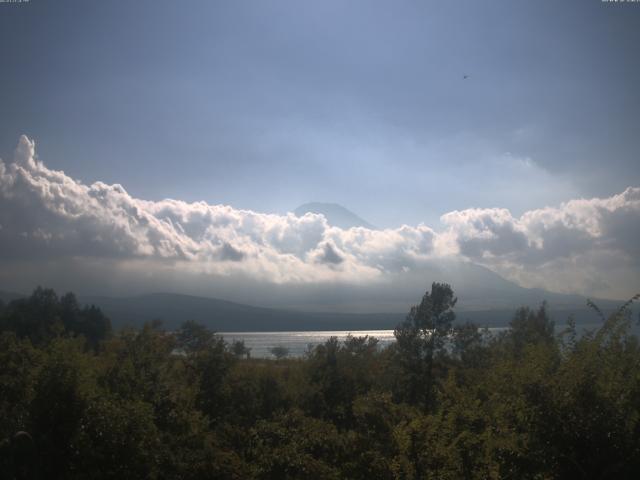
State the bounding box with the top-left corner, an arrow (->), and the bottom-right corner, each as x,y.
220,330 -> 397,358
220,322 -> 614,358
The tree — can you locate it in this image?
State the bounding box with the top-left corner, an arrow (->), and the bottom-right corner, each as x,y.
0,332 -> 42,440
270,346 -> 290,360
451,321 -> 488,368
1,287 -> 62,345
174,322 -> 236,422
507,302 -> 555,355
393,282 -> 457,408
175,320 -> 216,354
231,340 -> 251,359
304,335 -> 382,427
0,288 -> 111,349
29,337 -> 92,478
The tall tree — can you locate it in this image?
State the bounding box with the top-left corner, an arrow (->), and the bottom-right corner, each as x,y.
394,282 -> 457,408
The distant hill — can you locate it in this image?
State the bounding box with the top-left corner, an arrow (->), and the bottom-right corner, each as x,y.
2,263 -> 634,332
75,291 -> 631,332
0,290 -> 26,304
294,202 -> 376,229
79,293 -> 405,331
424,259 -> 622,312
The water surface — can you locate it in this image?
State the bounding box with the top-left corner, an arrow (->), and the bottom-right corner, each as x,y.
221,322 -> 613,358
221,330 -> 396,358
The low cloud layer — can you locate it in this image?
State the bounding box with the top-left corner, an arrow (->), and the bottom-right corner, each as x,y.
441,187 -> 640,296
0,136 -> 638,301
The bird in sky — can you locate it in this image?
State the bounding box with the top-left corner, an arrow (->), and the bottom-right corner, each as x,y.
463,74 -> 470,79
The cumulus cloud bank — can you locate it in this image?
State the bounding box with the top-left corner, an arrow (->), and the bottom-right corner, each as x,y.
0,136 -> 638,300
441,187 -> 640,296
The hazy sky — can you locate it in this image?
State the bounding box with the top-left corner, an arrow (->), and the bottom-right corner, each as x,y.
1,0 -> 638,226
0,0 -> 638,305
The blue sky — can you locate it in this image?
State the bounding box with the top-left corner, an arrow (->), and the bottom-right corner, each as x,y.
0,0 -> 639,305
1,0 -> 638,227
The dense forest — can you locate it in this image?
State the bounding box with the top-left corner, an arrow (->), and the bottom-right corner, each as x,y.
1,284 -> 639,479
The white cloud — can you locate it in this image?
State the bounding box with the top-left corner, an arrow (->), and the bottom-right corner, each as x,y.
0,136 -> 435,285
441,187 -> 640,296
0,135 -> 638,300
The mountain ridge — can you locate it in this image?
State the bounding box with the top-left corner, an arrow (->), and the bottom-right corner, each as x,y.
1,287 -> 629,332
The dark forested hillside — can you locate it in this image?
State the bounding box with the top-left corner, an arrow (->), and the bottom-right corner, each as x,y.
0,288 -> 623,332
1,285 -> 639,479
78,293 -> 405,331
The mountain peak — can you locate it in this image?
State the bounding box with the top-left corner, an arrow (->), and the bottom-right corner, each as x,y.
294,202 -> 376,230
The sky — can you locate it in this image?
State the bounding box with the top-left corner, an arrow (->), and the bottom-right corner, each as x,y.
0,0 -> 638,307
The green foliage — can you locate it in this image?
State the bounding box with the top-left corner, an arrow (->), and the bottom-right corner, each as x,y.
248,409 -> 344,479
231,339 -> 251,358
0,332 -> 42,439
269,345 -> 290,360
0,287 -> 111,349
303,335 -> 383,428
506,302 -> 555,354
393,282 -> 457,408
1,286 -> 639,479
175,319 -> 216,354
29,337 -> 94,477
